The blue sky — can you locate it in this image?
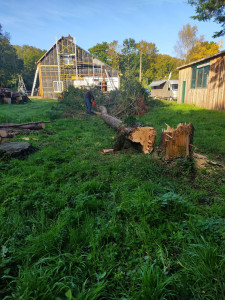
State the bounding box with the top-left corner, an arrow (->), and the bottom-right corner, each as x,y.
0,0 -> 223,57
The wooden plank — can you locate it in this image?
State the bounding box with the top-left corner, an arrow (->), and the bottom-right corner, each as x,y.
218,57 -> 225,110
213,57 -> 220,109
38,63 -> 43,98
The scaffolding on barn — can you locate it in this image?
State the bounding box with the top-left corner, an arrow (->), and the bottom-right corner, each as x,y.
33,35 -> 119,98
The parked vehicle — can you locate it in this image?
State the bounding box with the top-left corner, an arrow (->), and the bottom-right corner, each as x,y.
150,79 -> 178,100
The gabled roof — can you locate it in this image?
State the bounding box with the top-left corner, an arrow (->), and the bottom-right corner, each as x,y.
149,80 -> 167,87
37,35 -> 121,74
177,50 -> 225,70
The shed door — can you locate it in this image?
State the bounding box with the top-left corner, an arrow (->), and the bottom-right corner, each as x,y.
181,81 -> 186,104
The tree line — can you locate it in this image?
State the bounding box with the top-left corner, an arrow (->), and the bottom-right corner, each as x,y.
0,20 -> 223,90
0,25 -> 45,90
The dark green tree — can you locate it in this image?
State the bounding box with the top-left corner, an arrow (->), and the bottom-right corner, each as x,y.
146,54 -> 182,81
14,45 -> 45,90
188,0 -> 225,37
120,38 -> 138,77
88,42 -> 108,63
0,24 -> 22,87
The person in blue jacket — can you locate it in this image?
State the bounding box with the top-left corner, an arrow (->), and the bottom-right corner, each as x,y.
84,89 -> 95,114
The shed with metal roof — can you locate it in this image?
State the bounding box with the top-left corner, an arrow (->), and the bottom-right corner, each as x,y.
150,79 -> 178,100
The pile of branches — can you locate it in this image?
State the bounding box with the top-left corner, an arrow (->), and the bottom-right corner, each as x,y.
51,77 -> 149,120
105,78 -> 149,118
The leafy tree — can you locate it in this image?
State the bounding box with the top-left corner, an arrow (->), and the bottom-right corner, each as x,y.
186,40 -> 222,61
121,38 -> 137,56
14,45 -> 45,90
174,23 -> 204,62
136,40 -> 158,82
88,42 -> 108,63
0,24 -> 22,87
107,40 -> 121,70
146,54 -> 182,82
188,0 -> 225,37
120,38 -> 138,77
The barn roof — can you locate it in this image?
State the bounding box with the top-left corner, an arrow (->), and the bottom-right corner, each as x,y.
36,35 -> 121,74
177,50 -> 225,70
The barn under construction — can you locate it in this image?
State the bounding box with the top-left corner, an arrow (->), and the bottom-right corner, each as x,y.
32,35 -> 121,98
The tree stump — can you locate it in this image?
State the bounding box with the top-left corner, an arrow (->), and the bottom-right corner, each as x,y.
0,142 -> 36,158
159,123 -> 194,160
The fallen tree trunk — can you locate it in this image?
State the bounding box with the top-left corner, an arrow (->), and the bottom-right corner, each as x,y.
99,106 -> 157,153
0,121 -> 52,128
98,106 -> 194,159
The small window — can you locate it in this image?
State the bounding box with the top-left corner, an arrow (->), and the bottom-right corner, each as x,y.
53,81 -> 63,92
64,58 -> 73,65
191,62 -> 210,88
63,55 -> 74,65
171,84 -> 178,90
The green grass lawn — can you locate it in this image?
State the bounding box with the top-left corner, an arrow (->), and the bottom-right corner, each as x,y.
141,99 -> 225,160
0,99 -> 225,299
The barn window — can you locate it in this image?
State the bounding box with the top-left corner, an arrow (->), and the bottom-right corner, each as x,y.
191,62 -> 210,88
53,81 -> 63,92
63,55 -> 73,65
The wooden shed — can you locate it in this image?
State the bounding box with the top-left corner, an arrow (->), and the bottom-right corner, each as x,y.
177,50 -> 225,110
149,79 -> 178,100
32,35 -> 121,98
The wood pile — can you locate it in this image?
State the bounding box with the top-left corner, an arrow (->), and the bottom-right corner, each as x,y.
0,89 -> 30,104
0,121 -> 52,143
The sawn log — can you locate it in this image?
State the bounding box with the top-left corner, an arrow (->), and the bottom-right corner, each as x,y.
99,106 -> 157,153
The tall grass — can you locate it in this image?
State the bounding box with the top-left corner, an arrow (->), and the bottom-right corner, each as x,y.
0,98 -> 224,299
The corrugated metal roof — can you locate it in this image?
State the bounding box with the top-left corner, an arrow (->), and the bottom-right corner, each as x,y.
149,79 -> 167,87
177,50 -> 225,70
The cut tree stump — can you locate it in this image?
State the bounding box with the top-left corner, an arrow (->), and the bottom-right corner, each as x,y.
0,142 -> 36,158
127,126 -> 157,154
159,123 -> 194,160
97,107 -> 194,159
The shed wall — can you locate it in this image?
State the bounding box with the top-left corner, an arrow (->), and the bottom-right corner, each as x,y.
178,55 -> 225,110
